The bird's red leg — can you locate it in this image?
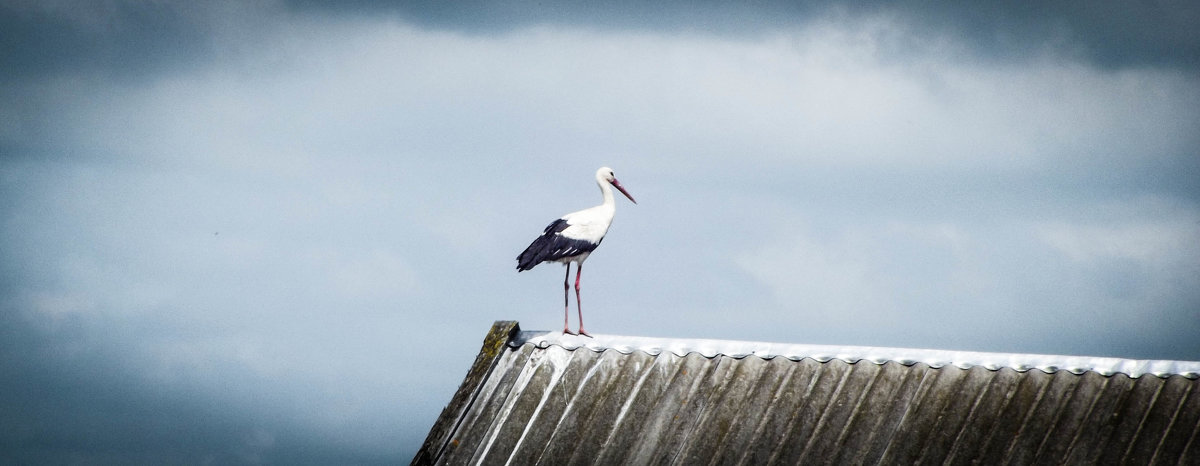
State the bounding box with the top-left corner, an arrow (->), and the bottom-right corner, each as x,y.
575,263 -> 592,337
562,265 -> 575,335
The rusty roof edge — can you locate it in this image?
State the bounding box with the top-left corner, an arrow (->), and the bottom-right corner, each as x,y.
412,320 -> 521,466
509,331 -> 1200,379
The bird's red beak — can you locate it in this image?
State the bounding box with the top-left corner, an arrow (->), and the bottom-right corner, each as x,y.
611,179 -> 637,204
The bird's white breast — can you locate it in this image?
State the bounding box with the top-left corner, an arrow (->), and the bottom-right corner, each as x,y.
560,205 -> 615,243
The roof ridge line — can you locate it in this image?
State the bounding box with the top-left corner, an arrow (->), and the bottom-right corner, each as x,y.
507,330 -> 1200,379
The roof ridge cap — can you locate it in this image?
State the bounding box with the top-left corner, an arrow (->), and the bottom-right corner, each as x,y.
508,330 -> 1200,379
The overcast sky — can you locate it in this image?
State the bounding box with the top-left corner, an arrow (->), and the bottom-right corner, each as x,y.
2,0 -> 1198,463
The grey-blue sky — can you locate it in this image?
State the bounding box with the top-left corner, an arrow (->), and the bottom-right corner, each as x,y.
2,0 -> 1199,463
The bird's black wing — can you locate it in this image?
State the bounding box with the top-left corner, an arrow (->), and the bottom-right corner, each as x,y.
516,218 -> 600,271
542,218 -> 571,235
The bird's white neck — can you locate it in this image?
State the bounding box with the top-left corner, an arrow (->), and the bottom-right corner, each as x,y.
596,174 -> 615,208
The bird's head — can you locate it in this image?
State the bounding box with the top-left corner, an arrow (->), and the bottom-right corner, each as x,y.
597,166 -> 637,204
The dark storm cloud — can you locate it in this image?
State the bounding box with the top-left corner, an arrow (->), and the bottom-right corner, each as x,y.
889,2 -> 1200,70
0,1 -> 215,81
284,0 -> 832,35
3,0 -> 1197,82
286,0 -> 1200,70
0,298 -> 395,464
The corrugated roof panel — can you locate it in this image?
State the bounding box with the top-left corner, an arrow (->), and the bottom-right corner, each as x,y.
1151,378 -> 1199,464
609,353 -> 698,464
620,353 -> 714,464
1030,370 -> 1099,462
830,360 -> 922,465
413,322 -> 1200,466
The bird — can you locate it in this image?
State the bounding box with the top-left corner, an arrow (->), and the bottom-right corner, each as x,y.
517,167 -> 637,337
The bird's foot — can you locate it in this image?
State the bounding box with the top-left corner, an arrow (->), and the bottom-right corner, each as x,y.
577,329 -> 593,338
562,328 -> 577,336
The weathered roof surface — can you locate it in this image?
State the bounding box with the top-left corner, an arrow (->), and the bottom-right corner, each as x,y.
413,321 -> 1200,465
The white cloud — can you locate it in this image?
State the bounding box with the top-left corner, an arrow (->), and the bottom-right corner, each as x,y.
22,12 -> 1194,180
1038,221 -> 1197,264
1036,198 -> 1200,264
735,227 -> 886,319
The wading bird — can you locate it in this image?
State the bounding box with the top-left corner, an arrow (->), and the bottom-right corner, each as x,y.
516,167 -> 637,336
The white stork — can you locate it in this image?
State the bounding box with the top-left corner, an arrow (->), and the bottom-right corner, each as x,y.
516,167 -> 637,336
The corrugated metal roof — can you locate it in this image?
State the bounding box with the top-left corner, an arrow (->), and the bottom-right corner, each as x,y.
413,321 -> 1200,465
